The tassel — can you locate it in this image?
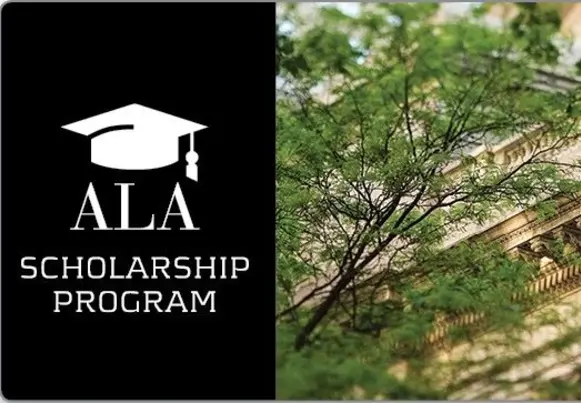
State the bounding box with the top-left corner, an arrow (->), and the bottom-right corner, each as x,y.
185,132 -> 198,181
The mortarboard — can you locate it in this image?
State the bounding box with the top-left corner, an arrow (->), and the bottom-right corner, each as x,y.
61,103 -> 208,181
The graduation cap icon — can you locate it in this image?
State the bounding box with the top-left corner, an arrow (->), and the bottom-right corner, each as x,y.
61,103 -> 207,181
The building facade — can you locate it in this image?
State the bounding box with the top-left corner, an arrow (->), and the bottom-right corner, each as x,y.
422,4 -> 581,398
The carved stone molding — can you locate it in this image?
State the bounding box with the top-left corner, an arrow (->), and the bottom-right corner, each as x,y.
494,198 -> 581,251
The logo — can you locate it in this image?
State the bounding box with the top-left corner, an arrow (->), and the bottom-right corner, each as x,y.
62,103 -> 208,181
62,103 -> 207,231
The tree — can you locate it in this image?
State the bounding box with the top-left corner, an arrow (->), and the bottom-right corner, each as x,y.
276,3 -> 581,399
